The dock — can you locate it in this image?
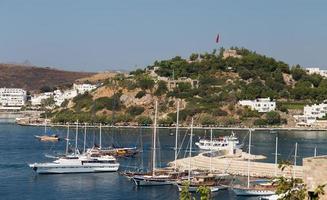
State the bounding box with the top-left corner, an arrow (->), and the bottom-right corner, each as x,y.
170,154 -> 303,179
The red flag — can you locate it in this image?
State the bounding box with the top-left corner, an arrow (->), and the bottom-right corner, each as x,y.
216,34 -> 220,43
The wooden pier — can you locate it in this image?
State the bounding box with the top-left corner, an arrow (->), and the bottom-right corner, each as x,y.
170,154 -> 303,179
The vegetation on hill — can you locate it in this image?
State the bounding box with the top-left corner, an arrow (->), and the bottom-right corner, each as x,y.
49,47 -> 326,126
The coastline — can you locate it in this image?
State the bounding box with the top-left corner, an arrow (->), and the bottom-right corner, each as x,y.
14,121 -> 327,131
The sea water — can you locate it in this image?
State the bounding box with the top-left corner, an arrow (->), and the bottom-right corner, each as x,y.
0,121 -> 326,200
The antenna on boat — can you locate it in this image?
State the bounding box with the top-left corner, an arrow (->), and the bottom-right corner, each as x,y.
210,128 -> 213,172
99,123 -> 102,149
174,100 -> 180,171
44,114 -> 47,134
83,123 -> 87,153
188,117 -> 194,182
273,136 -> 280,177
152,101 -> 158,176
75,120 -> 79,155
66,123 -> 70,155
247,128 -> 252,189
293,142 -> 298,178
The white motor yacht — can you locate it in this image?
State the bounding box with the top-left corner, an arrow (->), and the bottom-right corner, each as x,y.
29,154 -> 119,174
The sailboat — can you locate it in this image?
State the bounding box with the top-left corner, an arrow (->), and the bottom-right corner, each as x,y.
176,121 -> 228,192
232,129 -> 275,196
34,118 -> 59,142
85,123 -> 139,158
29,121 -> 120,174
131,101 -> 173,186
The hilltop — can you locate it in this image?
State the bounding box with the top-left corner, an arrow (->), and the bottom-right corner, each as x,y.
0,64 -> 95,92
48,47 -> 326,127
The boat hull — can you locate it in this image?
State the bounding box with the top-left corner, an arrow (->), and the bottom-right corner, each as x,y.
29,164 -> 119,174
176,184 -> 224,192
233,188 -> 275,196
132,176 -> 173,186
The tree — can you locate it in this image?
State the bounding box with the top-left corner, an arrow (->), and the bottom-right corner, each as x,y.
135,91 -> 146,99
265,111 -> 281,125
196,186 -> 211,200
154,81 -> 168,96
189,53 -> 199,61
180,181 -> 192,200
127,106 -> 144,116
136,116 -> 153,125
291,65 -> 307,81
137,76 -> 155,90
275,161 -> 307,200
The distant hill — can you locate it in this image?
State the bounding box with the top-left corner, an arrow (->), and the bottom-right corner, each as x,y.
0,64 -> 95,91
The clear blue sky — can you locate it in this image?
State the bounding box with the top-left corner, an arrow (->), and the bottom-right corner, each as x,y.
0,0 -> 326,72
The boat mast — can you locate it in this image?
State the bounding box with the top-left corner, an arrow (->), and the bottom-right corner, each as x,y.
152,101 -> 158,176
293,142 -> 298,177
174,100 -> 180,171
314,145 -> 317,157
188,117 -> 194,182
274,136 -> 278,177
83,123 -> 87,153
210,128 -> 213,172
99,123 -> 102,149
44,115 -> 47,134
75,120 -> 79,155
247,128 -> 252,189
65,123 -> 70,155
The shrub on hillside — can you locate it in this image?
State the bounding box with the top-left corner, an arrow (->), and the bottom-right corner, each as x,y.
94,96 -> 121,111
73,93 -> 93,111
136,116 -> 153,125
158,117 -> 174,125
137,76 -> 155,90
154,81 -> 168,96
199,114 -> 217,125
127,106 -> 145,116
254,119 -> 267,126
265,111 -> 281,125
135,91 -> 146,99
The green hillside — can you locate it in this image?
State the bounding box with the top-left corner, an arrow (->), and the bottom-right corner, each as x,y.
49,47 -> 325,127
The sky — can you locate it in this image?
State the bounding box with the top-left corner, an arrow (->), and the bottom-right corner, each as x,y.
0,0 -> 326,72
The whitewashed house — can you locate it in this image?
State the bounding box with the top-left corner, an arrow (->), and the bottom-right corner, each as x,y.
306,68 -> 327,78
53,89 -> 78,106
294,103 -> 327,126
239,98 -> 276,113
0,88 -> 27,110
31,92 -> 53,106
73,83 -> 96,94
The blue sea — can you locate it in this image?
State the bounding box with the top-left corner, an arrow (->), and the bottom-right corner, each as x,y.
0,121 -> 326,200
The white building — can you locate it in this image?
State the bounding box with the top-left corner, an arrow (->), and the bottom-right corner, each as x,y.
294,103 -> 327,126
0,88 -> 27,110
306,68 -> 327,78
54,89 -> 78,106
73,83 -> 96,94
31,92 -> 53,106
239,98 -> 276,113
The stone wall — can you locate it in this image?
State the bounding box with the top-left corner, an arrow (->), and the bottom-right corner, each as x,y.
303,156 -> 327,200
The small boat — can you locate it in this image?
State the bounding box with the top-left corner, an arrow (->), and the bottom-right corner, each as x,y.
93,146 -> 139,158
232,187 -> 275,196
130,101 -> 174,186
176,174 -> 230,192
132,174 -> 173,186
35,118 -> 59,142
233,129 -> 276,196
35,134 -> 60,142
